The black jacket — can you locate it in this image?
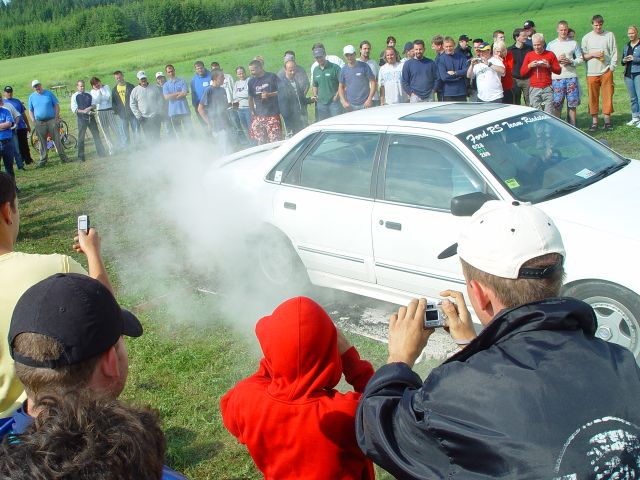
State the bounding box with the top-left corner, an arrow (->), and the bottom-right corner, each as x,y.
111,82 -> 135,118
508,43 -> 533,79
356,298 -> 640,479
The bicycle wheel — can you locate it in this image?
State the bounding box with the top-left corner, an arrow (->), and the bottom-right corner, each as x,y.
30,130 -> 40,151
58,120 -> 69,136
62,133 -> 77,150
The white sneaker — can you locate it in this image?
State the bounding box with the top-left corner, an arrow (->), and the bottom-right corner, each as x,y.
627,118 -> 640,126
637,122 -> 640,129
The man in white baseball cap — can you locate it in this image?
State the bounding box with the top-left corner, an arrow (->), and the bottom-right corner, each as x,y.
356,200 -> 640,479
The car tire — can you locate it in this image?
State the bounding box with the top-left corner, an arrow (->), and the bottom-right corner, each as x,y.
563,281 -> 640,363
253,226 -> 309,296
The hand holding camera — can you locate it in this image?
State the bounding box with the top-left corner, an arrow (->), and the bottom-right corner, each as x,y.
439,290 -> 477,346
387,298 -> 433,367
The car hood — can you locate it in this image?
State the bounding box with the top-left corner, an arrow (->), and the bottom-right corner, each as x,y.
540,160 -> 640,241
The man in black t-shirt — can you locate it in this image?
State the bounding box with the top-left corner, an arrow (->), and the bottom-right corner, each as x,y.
247,59 -> 282,144
198,69 -> 233,153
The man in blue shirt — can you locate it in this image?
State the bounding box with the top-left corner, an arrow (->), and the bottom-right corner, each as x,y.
338,44 -> 376,111
2,87 -> 33,169
0,99 -> 17,189
401,40 -> 438,102
190,60 -> 211,127
162,65 -> 191,137
437,36 -> 469,101
27,80 -> 69,167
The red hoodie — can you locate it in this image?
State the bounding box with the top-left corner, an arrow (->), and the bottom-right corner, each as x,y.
220,297 -> 375,480
520,50 -> 561,88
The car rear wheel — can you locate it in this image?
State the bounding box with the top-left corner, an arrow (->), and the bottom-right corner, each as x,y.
563,281 -> 640,363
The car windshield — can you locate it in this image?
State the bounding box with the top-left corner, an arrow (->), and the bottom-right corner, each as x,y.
457,112 -> 629,203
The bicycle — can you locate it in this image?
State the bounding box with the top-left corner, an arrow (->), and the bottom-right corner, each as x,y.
30,119 -> 77,153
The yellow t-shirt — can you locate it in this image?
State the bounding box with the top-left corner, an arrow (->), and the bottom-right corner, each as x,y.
0,252 -> 87,417
117,83 -> 127,106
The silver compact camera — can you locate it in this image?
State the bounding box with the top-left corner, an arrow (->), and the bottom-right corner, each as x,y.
424,301 -> 447,329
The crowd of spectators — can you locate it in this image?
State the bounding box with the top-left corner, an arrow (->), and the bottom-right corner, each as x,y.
0,12 -> 639,479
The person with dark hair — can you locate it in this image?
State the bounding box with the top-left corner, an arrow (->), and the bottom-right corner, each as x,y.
233,66 -> 252,137
248,59 -> 281,144
509,28 -> 534,105
190,60 -> 212,124
1,273 -> 186,479
622,25 -> 640,127
89,76 -> 123,155
221,296 -> 375,479
71,80 -> 106,162
356,200 -> 640,478
401,39 -> 438,102
27,80 -> 69,166
162,64 -> 191,137
455,34 -> 473,60
0,99 -> 17,185
359,40 -> 380,105
0,394 -> 166,480
582,14 -> 618,131
379,35 -> 397,66
112,71 -> 138,145
523,19 -> 536,47
2,86 -> 33,168
199,69 -> 233,152
278,60 -> 312,135
0,172 -> 113,419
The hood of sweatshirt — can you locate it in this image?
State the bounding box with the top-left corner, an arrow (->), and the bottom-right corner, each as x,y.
256,296 -> 342,401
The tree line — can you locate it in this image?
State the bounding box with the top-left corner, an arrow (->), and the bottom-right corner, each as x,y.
0,0 -> 423,60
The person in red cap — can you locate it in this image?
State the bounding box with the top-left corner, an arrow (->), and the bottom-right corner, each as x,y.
221,296 -> 375,479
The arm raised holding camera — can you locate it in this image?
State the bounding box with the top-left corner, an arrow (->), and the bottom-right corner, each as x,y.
72,228 -> 113,294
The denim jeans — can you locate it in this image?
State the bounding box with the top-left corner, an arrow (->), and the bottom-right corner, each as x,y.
0,139 -> 15,177
624,74 -> 640,117
11,133 -> 23,169
316,100 -> 343,121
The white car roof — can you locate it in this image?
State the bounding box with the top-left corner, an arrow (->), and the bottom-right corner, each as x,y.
312,102 -> 536,136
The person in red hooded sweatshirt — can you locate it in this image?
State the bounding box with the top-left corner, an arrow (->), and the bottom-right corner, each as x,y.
220,296 -> 375,479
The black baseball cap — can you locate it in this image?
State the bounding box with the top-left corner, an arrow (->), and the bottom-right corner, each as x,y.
459,34 -> 470,41
9,273 -> 143,369
3,86 -> 12,92
523,20 -> 535,29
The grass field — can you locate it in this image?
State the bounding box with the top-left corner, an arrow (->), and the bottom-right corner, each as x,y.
3,1 -> 640,478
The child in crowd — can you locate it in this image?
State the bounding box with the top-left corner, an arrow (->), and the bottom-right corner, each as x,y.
221,296 -> 375,479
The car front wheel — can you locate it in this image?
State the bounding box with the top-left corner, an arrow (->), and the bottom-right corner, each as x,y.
563,281 -> 640,363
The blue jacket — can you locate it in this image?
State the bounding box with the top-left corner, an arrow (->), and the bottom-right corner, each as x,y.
0,107 -> 14,141
623,41 -> 640,76
191,70 -> 212,107
436,52 -> 469,97
401,58 -> 438,99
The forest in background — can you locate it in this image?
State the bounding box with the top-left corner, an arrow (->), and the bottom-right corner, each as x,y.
0,0 -> 423,59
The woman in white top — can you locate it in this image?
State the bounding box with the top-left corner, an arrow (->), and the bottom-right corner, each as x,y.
467,43 -> 505,102
233,67 -> 251,137
89,77 -> 123,154
378,47 -> 407,105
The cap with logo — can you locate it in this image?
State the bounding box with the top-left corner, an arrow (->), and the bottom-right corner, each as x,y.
9,273 -> 143,369
31,80 -> 41,88
438,200 -> 565,279
477,42 -> 491,51
136,71 -> 147,80
155,71 -> 165,79
343,44 -> 356,55
3,86 -> 12,93
312,47 -> 326,58
523,20 -> 535,29
458,34 -> 470,42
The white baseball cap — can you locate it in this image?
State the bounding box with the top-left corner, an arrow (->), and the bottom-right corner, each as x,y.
438,200 -> 565,279
155,72 -> 165,79
343,44 -> 356,55
136,71 -> 147,80
31,80 -> 41,88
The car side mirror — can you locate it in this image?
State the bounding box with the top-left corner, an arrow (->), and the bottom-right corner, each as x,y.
450,192 -> 497,216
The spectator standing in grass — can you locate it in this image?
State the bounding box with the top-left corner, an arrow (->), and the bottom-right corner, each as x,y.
402,40 -> 438,102
356,200 -> 640,479
111,71 -> 137,146
0,101 -> 16,187
162,64 -> 191,137
509,28 -> 533,106
523,19 -> 536,47
70,80 -> 106,162
401,41 -> 415,64
27,80 -> 69,166
437,36 -> 468,101
359,40 -> 380,106
521,33 -> 562,114
310,42 -> 345,80
190,61 -> 211,127
89,77 -> 122,156
278,60 -> 312,136
0,100 -> 22,171
582,14 -> 618,131
2,273 -> 187,480
547,20 -> 584,126
2,87 -> 32,168
493,41 -> 514,104
339,44 -> 376,111
233,66 -> 251,136
154,72 -> 170,136
455,34 -> 473,60
198,69 -> 233,153
622,25 -> 640,127
379,36 -> 397,66
379,46 -> 407,105
432,35 -> 445,100
311,47 -> 342,120
248,59 -> 281,144
467,42 -> 505,103
221,296 -> 375,480
277,51 -> 310,96
130,71 -> 164,143
210,62 -> 236,106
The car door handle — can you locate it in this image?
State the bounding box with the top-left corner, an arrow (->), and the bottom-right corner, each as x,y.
284,202 -> 296,210
385,221 -> 402,231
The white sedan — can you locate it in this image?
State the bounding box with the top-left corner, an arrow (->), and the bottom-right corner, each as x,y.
216,103 -> 640,362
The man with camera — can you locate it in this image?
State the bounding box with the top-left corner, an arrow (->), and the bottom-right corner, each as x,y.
356,200 -> 640,479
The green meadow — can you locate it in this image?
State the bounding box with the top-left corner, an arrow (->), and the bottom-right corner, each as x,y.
2,1 -> 640,478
